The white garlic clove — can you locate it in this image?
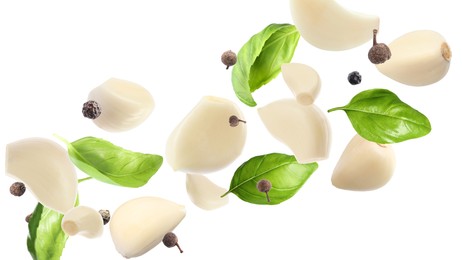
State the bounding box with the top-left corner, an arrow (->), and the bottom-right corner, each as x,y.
166,96 -> 247,174
62,206 -> 104,238
281,63 -> 321,105
376,30 -> 451,86
290,0 -> 380,51
186,174 -> 229,210
5,137 -> 78,214
332,134 -> 396,191
87,78 -> 155,132
258,99 -> 331,163
110,197 -> 186,259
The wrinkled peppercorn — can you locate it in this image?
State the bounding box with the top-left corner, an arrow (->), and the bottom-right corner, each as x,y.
162,232 -> 183,253
99,209 -> 111,225
10,182 -> 26,197
221,50 -> 237,69
229,115 -> 246,127
368,29 -> 391,64
82,100 -> 101,119
347,71 -> 362,85
25,213 -> 33,223
257,179 -> 272,202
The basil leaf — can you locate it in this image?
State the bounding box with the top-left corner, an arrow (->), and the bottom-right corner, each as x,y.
27,196 -> 79,260
232,23 -> 300,107
222,153 -> 317,205
328,88 -> 431,144
60,136 -> 163,188
27,204 -> 68,260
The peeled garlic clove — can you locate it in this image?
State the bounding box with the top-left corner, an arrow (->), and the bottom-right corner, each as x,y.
88,78 -> 155,132
258,99 -> 331,163
62,206 -> 104,238
110,197 -> 186,258
166,96 -> 247,173
376,30 -> 451,86
5,138 -> 78,214
332,134 -> 395,191
290,0 -> 380,51
281,63 -> 321,105
186,174 -> 229,210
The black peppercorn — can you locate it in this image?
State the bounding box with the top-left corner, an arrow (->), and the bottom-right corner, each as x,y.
368,29 -> 391,64
25,213 -> 33,223
221,50 -> 237,69
162,232 -> 183,253
10,182 -> 26,197
347,71 -> 362,85
229,115 -> 246,127
99,209 -> 111,225
257,179 -> 272,202
82,100 -> 101,119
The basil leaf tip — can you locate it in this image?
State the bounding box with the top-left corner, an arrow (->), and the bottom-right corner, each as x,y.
223,153 -> 318,205
231,23 -> 300,107
328,88 -> 431,144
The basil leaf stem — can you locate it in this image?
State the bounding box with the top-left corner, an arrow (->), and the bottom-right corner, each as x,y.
78,177 -> 93,183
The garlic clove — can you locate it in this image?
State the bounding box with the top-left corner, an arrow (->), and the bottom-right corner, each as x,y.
290,0 -> 380,51
376,30 -> 451,86
281,63 -> 321,105
332,134 -> 396,191
166,96 -> 247,174
258,99 -> 331,163
5,137 -> 78,214
186,174 -> 229,210
62,205 -> 104,238
87,78 -> 155,132
110,197 -> 186,258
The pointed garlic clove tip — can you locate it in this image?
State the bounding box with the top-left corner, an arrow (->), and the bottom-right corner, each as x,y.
376,30 -> 451,86
166,96 -> 247,174
88,78 -> 155,132
110,197 -> 186,258
62,206 -> 104,238
186,173 -> 229,210
290,0 -> 380,50
281,63 -> 321,105
258,99 -> 331,163
5,137 -> 78,214
331,134 -> 396,191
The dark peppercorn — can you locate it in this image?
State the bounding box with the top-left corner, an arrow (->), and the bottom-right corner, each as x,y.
347,71 -> 362,85
82,100 -> 101,119
99,209 -> 110,225
257,179 -> 272,203
10,182 -> 26,197
162,232 -> 183,253
25,213 -> 33,223
221,50 -> 237,69
368,29 -> 391,64
229,115 -> 246,127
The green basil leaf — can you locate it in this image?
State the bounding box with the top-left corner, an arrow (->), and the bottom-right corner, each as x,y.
27,196 -> 79,260
222,153 -> 317,205
232,23 -> 300,107
27,203 -> 69,260
328,88 -> 431,144
59,136 -> 163,188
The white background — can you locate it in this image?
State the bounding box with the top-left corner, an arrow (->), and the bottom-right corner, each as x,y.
1,0 -> 461,259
